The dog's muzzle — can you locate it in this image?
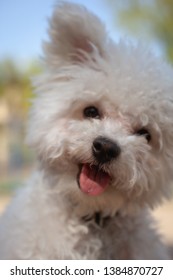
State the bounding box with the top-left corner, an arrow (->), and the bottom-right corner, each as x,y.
77,137 -> 120,196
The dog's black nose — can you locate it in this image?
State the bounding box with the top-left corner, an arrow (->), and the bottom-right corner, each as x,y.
92,137 -> 121,163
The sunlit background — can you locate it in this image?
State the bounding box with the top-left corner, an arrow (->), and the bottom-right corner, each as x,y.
0,0 -> 173,253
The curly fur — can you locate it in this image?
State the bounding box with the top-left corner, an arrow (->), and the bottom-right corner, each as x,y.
0,2 -> 173,259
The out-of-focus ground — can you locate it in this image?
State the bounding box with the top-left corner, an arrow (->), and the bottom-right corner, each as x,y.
0,196 -> 10,214
152,199 -> 173,245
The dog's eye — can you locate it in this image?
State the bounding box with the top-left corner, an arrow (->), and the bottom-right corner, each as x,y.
136,128 -> 151,142
83,106 -> 100,119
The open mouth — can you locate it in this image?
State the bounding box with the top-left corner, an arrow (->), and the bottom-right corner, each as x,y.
77,164 -> 111,196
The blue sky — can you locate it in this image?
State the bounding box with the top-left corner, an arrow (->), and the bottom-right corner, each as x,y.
0,0 -> 122,65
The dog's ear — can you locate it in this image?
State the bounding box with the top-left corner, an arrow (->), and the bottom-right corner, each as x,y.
43,2 -> 109,67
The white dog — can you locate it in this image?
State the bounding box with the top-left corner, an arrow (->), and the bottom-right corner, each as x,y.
0,2 -> 173,259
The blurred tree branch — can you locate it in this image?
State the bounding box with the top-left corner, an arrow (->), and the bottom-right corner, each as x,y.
0,59 -> 41,117
108,0 -> 173,62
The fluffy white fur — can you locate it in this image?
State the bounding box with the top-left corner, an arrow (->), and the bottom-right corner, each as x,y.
0,2 -> 173,259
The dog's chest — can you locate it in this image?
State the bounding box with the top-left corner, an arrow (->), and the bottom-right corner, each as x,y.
71,214 -> 119,259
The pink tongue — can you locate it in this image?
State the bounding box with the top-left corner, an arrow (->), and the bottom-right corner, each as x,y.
79,164 -> 110,196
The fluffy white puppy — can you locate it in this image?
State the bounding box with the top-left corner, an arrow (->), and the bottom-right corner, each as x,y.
0,2 -> 173,259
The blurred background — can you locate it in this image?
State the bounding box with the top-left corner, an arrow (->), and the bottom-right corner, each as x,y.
0,0 -> 173,252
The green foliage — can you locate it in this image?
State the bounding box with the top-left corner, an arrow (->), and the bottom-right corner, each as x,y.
108,0 -> 173,63
0,59 -> 42,117
0,179 -> 21,194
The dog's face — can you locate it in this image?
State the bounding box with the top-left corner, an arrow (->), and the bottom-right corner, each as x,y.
27,3 -> 173,214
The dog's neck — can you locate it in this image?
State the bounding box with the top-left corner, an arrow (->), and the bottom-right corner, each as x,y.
41,167 -> 137,226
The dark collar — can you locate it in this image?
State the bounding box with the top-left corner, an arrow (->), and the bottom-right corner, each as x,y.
82,211 -> 118,228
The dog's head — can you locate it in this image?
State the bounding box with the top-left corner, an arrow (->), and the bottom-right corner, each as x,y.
27,3 -> 173,215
